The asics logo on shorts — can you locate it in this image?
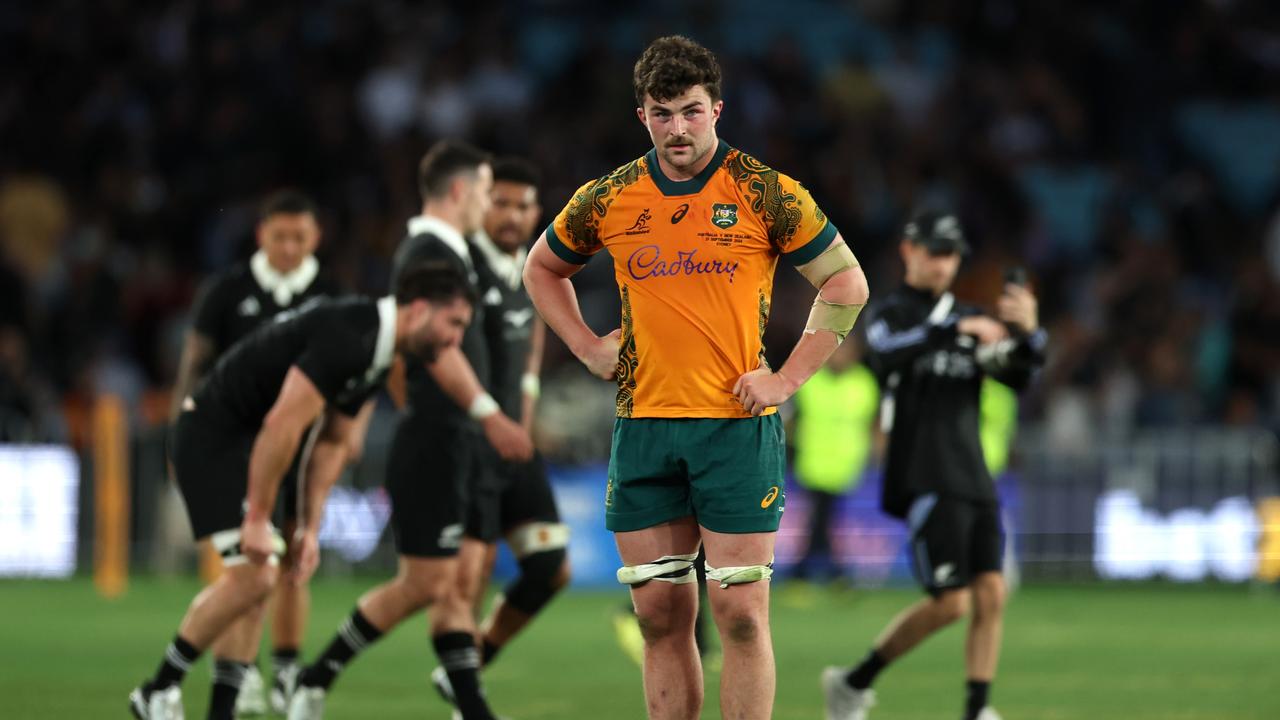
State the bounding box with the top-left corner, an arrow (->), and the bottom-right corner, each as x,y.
760,486 -> 780,508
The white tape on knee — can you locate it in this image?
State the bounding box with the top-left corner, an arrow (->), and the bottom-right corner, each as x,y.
209,527 -> 286,566
506,522 -> 570,558
704,561 -> 774,588
616,553 -> 699,586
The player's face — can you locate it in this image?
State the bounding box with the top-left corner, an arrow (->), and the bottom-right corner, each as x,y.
901,241 -> 962,295
459,164 -> 494,236
257,212 -> 320,274
408,297 -> 473,361
484,181 -> 540,254
637,85 -> 723,178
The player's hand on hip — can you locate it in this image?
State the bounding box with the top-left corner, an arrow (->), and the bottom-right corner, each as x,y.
733,368 -> 795,416
958,315 -> 1009,345
580,329 -> 622,380
239,516 -> 277,565
288,527 -> 320,586
483,411 -> 535,462
997,284 -> 1038,333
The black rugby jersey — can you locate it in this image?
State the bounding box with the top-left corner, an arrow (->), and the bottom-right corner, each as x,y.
194,296 -> 395,427
191,253 -> 341,357
865,285 -> 1047,518
392,216 -> 489,424
471,232 -> 535,422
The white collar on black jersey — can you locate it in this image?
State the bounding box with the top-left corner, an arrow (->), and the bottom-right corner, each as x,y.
407,215 -> 471,268
249,251 -> 319,307
370,295 -> 397,379
471,230 -> 527,291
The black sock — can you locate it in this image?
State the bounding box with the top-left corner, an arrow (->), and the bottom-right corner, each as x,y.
433,632 -> 494,720
845,649 -> 888,690
481,638 -> 501,666
272,647 -> 300,679
299,609 -> 382,690
964,680 -> 990,720
208,659 -> 249,720
151,635 -> 201,689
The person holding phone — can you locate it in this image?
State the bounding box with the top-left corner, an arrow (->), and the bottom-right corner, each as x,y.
821,210 -> 1047,720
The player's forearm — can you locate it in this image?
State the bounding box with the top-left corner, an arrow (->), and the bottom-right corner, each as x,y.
525,318 -> 546,378
524,262 -> 598,361
300,437 -> 348,531
775,331 -> 841,395
169,333 -> 214,422
519,320 -> 545,427
427,345 -> 494,414
245,421 -> 307,521
778,267 -> 870,389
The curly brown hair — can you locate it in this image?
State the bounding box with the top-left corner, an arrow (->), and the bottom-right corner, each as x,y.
633,35 -> 722,106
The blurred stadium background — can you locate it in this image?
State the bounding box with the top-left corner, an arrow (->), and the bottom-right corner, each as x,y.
1,1 -> 1278,718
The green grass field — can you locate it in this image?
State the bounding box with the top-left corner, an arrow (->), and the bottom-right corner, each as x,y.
2,578 -> 1275,719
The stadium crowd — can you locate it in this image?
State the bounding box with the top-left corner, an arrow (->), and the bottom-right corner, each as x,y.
2,0 -> 1279,452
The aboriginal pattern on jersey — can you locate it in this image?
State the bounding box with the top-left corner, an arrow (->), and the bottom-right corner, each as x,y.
723,150 -> 805,251
758,289 -> 771,369
615,285 -> 639,418
562,158 -> 649,256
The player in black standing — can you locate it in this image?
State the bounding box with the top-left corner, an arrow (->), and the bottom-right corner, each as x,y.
290,141 -> 530,720
429,158 -> 573,712
130,264 -> 476,720
168,189 -> 351,716
822,211 -> 1046,720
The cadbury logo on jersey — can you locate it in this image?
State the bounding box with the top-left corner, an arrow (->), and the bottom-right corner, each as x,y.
626,245 -> 739,284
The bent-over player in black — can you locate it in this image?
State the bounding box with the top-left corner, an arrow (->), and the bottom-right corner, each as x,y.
129,264 -> 475,720
291,141 -> 530,720
822,211 -> 1047,720
169,189 -> 346,715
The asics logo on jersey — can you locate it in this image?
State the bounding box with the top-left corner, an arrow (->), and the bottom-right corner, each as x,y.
626,245 -> 739,284
238,296 -> 261,317
761,486 -> 780,508
670,203 -> 690,224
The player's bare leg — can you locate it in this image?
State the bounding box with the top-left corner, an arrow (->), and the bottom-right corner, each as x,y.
267,520 -> 309,710
481,559 -> 570,648
453,538 -> 492,626
873,588 -> 970,661
965,572 -> 1005,679
428,551 -> 499,720
701,528 -> 775,720
272,521 -> 311,652
480,522 -> 571,652
357,555 -> 458,630
822,586 -> 969,719
178,557 -> 281,648
295,555 -> 457,694
131,553 -> 279,720
212,597 -> 268,663
212,595 -> 269,716
617,517 -> 703,720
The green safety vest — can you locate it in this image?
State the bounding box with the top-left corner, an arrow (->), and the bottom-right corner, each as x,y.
792,364 -> 879,493
980,377 -> 1018,477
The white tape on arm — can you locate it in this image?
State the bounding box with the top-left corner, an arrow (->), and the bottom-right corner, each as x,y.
468,393 -> 500,420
